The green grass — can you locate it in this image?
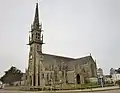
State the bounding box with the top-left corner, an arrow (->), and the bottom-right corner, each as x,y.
74,83 -> 101,89
59,83 -> 101,90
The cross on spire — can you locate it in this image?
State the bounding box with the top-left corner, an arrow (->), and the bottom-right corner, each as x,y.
36,0 -> 39,3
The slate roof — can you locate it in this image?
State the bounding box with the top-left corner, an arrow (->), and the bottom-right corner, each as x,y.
70,56 -> 94,65
37,52 -> 74,61
42,53 -> 75,68
68,56 -> 94,70
40,53 -> 95,70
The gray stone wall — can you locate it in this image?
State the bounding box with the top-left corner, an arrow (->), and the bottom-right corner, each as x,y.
67,71 -> 75,84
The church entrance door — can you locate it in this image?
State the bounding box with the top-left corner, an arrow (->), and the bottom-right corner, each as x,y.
30,76 -> 32,86
76,74 -> 80,84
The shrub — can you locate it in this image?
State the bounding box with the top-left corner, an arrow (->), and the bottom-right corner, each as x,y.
116,80 -> 120,87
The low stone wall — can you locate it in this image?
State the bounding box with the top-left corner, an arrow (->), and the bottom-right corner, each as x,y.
4,86 -> 30,91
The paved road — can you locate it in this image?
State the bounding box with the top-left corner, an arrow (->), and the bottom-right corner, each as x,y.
0,89 -> 120,93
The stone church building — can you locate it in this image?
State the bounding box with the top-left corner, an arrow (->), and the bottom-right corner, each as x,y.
26,3 -> 97,87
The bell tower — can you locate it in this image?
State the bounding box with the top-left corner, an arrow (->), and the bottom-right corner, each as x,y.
27,3 -> 44,86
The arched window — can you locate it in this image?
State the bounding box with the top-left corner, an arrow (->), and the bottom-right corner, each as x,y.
30,47 -> 32,51
37,45 -> 39,50
32,34 -> 33,39
38,33 -> 40,36
47,73 -> 49,81
50,72 -> 52,79
42,74 -> 44,79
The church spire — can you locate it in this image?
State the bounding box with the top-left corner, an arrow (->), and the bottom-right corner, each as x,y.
33,3 -> 39,28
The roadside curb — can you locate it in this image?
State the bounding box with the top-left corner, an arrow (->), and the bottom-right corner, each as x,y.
46,88 -> 120,92
3,87 -> 120,92
81,88 -> 120,92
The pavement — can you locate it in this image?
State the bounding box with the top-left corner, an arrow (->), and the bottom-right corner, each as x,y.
0,86 -> 119,93
0,89 -> 120,93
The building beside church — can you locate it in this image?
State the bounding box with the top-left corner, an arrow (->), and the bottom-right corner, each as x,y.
97,68 -> 103,77
26,3 -> 97,87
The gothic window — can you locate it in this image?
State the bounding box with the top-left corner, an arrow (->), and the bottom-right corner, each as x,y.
50,72 -> 52,78
47,73 -> 49,81
38,33 -> 40,36
32,34 -> 33,39
65,64 -> 68,71
36,33 -> 40,40
30,47 -> 32,51
42,74 -> 44,78
54,71 -> 57,81
37,45 -> 39,50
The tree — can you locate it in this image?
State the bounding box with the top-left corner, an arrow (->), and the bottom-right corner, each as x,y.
117,68 -> 120,74
0,66 -> 23,85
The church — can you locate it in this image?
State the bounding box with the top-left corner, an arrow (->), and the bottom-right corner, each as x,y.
26,3 -> 97,87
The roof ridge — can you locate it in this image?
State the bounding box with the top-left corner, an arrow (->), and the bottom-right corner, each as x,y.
75,55 -> 91,60
43,53 -> 75,59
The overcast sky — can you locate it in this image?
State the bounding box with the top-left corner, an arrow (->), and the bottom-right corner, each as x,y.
0,0 -> 120,76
